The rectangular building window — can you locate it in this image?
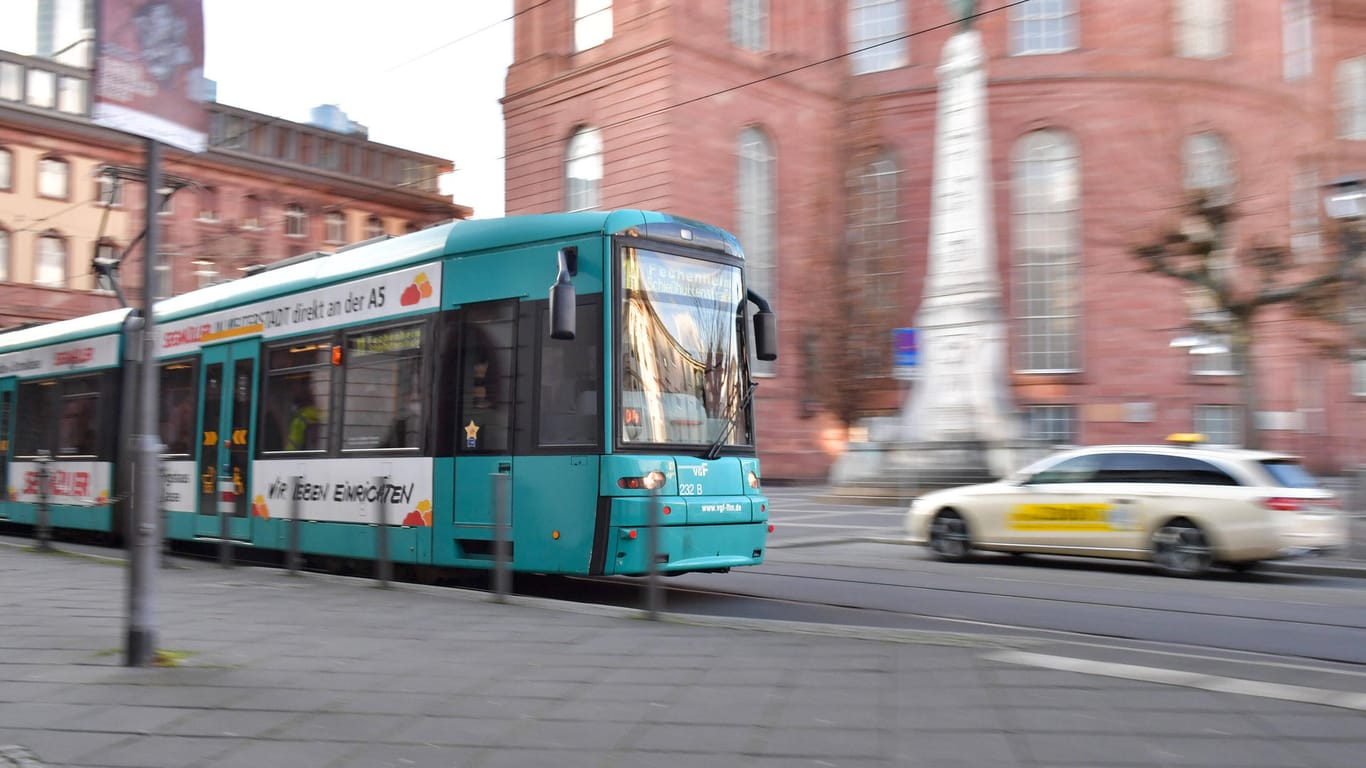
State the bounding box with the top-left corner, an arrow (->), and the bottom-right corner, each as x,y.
1010,0 -> 1077,56
1194,404 -> 1241,446
1025,405 -> 1076,446
1283,0 -> 1313,82
1177,0 -> 1227,59
0,61 -> 22,101
575,0 -> 613,51
36,234 -> 67,286
153,252 -> 173,299
1290,167 -> 1320,262
325,211 -> 346,244
737,127 -> 776,376
26,68 -> 55,109
191,258 -> 217,289
849,0 -> 907,75
1013,130 -> 1080,372
732,0 -> 767,52
38,157 -> 69,199
1338,57 -> 1366,140
1190,333 -> 1237,375
57,75 -> 84,114
221,115 -> 245,150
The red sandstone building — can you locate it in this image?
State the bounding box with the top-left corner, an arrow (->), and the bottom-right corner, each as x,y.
504,0 -> 1366,479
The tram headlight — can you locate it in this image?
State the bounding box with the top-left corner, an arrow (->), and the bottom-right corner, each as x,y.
747,471 -> 760,489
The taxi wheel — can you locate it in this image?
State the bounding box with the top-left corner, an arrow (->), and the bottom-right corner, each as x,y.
1151,521 -> 1213,577
929,510 -> 973,562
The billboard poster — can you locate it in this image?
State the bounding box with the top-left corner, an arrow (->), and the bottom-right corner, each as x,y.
92,0 -> 208,153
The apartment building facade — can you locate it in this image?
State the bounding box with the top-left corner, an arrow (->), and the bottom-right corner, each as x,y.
1,45 -> 468,330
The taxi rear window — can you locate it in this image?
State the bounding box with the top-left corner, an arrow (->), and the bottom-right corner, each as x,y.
1259,460 -> 1320,489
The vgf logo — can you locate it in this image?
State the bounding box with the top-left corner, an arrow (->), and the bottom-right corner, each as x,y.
682,464 -> 708,477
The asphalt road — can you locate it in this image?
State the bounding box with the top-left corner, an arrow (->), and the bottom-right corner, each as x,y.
522,485 -> 1366,667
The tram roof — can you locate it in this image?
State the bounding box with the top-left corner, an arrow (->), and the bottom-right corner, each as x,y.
154,210 -> 740,324
0,308 -> 135,351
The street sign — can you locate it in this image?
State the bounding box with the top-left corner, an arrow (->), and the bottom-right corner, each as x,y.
894,328 -> 918,381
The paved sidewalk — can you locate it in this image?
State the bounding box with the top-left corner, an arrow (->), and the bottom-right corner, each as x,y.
3,542 -> 1365,768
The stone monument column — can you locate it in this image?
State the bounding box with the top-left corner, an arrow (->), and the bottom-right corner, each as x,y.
901,16 -> 1017,471
828,4 -> 1020,494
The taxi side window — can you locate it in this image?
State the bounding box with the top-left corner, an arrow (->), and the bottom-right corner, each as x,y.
1028,455 -> 1101,484
1096,453 -> 1239,485
1167,456 -> 1239,485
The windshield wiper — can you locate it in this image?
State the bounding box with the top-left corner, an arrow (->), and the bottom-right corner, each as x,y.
706,380 -> 757,461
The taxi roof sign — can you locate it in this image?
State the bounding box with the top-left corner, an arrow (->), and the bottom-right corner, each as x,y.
1166,433 -> 1206,446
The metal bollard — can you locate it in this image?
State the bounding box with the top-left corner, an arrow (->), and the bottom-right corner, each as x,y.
644,485 -> 662,619
491,471 -> 511,602
375,475 -> 391,587
287,475 -> 302,575
159,462 -> 171,568
35,450 -> 53,551
218,446 -> 234,567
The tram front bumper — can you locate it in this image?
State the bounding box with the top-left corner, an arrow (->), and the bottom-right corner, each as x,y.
605,519 -> 769,575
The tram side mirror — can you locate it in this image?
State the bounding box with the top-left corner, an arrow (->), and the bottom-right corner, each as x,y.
747,288 -> 777,361
753,309 -> 777,361
549,246 -> 577,340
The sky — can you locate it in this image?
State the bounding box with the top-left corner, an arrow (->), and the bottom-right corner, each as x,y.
202,1 -> 514,219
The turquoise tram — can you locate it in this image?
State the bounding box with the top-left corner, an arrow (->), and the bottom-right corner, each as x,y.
0,211 -> 778,576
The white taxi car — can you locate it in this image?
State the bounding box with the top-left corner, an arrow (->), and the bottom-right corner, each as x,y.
905,436 -> 1348,576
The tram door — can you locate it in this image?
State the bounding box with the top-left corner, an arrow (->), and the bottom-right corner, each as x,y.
0,379 -> 13,521
451,300 -> 518,531
195,341 -> 258,541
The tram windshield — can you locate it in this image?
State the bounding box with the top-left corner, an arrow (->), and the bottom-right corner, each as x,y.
619,247 -> 750,449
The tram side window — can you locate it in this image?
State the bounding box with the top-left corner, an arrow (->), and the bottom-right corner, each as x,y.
159,360 -> 197,456
538,302 -> 601,447
459,303 -> 517,452
262,340 -> 331,452
58,389 -> 98,456
14,380 -> 56,456
342,323 -> 425,451
14,376 -> 99,457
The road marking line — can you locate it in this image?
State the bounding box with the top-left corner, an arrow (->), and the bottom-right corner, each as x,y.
985,651 -> 1366,712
